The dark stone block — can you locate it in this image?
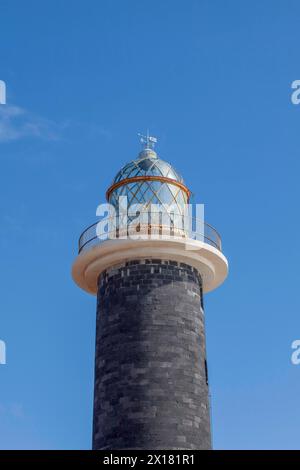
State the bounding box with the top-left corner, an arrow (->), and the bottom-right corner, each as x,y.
92,259 -> 211,450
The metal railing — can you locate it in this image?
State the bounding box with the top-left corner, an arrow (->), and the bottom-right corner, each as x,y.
78,211 -> 222,254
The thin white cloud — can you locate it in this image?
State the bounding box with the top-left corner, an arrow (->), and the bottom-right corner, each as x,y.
0,105 -> 60,143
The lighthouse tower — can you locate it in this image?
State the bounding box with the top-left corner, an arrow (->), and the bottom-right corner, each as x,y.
72,135 -> 228,450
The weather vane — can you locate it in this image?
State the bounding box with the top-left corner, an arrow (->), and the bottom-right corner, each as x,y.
138,130 -> 157,150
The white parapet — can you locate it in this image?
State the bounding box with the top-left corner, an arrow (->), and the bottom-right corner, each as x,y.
72,236 -> 228,295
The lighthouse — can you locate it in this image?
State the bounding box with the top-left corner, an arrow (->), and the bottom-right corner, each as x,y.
72,135 -> 228,450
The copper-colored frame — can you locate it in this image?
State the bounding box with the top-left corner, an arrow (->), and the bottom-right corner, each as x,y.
106,176 -> 191,202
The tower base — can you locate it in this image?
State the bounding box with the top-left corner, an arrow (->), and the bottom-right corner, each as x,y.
92,259 -> 212,450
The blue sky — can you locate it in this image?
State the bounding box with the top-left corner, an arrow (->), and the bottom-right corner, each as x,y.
0,0 -> 300,449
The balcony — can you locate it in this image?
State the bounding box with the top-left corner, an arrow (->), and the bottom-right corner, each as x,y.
78,211 -> 222,254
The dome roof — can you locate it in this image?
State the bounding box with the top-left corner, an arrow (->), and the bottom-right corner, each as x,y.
107,142 -> 189,215
112,148 -> 184,185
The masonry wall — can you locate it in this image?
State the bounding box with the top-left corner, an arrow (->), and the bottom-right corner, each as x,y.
92,259 -> 211,450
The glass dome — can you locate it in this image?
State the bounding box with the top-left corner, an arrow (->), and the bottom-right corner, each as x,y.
113,149 -> 184,184
107,148 -> 189,216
